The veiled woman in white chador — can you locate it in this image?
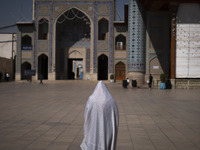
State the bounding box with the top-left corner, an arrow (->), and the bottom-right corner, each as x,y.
81,81 -> 119,150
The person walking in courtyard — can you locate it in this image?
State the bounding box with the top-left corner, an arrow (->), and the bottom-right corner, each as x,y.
81,81 -> 119,150
5,73 -> 10,82
148,74 -> 153,89
39,74 -> 43,84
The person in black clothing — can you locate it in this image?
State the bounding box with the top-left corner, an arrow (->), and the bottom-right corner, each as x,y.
5,73 -> 10,82
148,74 -> 153,89
39,74 -> 43,84
0,72 -> 2,81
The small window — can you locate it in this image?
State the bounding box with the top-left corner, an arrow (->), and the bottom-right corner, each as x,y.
115,34 -> 126,50
98,18 -> 109,40
22,35 -> 32,46
21,35 -> 32,50
38,18 -> 49,40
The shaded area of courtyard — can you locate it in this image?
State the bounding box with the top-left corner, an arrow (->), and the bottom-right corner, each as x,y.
0,81 -> 200,150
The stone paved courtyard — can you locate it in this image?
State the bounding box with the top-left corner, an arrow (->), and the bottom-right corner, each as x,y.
0,80 -> 200,150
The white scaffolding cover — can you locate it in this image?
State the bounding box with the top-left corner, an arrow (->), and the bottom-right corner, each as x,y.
176,24 -> 200,78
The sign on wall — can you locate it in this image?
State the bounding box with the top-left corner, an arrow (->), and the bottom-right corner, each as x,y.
176,24 -> 200,78
21,45 -> 32,50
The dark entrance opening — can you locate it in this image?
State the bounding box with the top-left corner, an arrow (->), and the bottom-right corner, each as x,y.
21,62 -> 31,80
38,54 -> 48,79
68,58 -> 82,80
98,54 -> 108,80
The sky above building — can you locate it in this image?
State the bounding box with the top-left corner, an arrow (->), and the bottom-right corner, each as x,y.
0,0 -> 129,33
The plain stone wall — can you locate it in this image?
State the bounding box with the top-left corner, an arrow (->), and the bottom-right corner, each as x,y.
0,34 -> 17,59
0,34 -> 17,81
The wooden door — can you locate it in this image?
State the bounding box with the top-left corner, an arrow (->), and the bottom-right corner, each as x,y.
115,62 -> 125,80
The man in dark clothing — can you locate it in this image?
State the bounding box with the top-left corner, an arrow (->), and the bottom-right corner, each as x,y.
39,74 -> 43,84
0,72 -> 2,81
148,74 -> 153,89
5,73 -> 10,82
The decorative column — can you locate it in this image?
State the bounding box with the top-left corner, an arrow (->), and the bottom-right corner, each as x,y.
48,2 -> 55,80
169,3 -> 178,89
128,0 -> 146,85
169,4 -> 178,79
34,1 -> 38,78
15,27 -> 22,81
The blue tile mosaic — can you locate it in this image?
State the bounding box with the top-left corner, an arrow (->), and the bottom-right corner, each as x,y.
128,0 -> 145,72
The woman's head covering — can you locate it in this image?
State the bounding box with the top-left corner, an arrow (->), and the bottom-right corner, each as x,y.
81,81 -> 119,150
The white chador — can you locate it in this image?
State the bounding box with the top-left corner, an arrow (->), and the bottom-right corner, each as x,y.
81,81 -> 119,150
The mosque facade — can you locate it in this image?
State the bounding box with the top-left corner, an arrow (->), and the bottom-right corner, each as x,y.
16,0 -> 200,87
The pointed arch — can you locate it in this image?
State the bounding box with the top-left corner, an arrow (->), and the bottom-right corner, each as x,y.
98,18 -> 109,40
55,7 -> 92,80
38,54 -> 48,79
68,50 -> 83,58
115,61 -> 125,80
98,54 -> 108,80
21,61 -> 31,80
56,7 -> 91,42
38,18 -> 49,40
22,35 -> 32,46
115,34 -> 126,50
55,7 -> 92,25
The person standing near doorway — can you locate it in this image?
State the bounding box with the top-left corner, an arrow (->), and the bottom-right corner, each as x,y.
148,74 -> 153,89
5,73 -> 10,82
0,72 -> 2,82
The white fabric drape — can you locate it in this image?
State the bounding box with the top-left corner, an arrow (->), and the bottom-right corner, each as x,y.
81,81 -> 119,150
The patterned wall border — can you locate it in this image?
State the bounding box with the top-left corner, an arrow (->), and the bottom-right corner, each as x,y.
34,1 -> 38,70
94,1 -> 113,73
38,5 -> 50,15
97,41 -> 108,52
49,3 -> 53,72
128,0 -> 145,72
93,2 -> 97,73
37,40 -> 49,52
109,1 -> 114,73
86,48 -> 90,73
53,1 -> 93,20
16,30 -> 21,73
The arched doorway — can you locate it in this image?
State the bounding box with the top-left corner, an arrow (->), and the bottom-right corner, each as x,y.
115,34 -> 126,50
76,64 -> 83,79
56,8 -> 91,80
115,62 -> 125,80
21,62 -> 31,80
67,50 -> 83,80
38,54 -> 48,79
98,54 -> 108,80
22,35 -> 32,46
